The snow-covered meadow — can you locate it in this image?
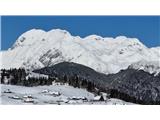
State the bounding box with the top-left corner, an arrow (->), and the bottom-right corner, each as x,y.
0,84 -> 133,105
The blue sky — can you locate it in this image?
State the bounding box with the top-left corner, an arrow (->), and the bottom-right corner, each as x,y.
1,16 -> 160,50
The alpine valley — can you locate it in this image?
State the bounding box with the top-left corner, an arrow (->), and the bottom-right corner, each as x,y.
1,29 -> 160,105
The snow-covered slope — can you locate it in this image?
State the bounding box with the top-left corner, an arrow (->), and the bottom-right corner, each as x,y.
1,29 -> 160,74
0,84 -> 134,105
129,60 -> 160,75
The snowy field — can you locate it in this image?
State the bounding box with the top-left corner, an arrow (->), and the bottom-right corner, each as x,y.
0,84 -> 134,105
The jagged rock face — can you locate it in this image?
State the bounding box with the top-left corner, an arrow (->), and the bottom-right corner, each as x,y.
34,62 -> 160,104
1,29 -> 160,75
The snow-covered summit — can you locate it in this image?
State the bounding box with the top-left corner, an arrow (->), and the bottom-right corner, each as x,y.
1,28 -> 160,74
11,29 -> 46,50
84,35 -> 104,41
11,29 -> 72,50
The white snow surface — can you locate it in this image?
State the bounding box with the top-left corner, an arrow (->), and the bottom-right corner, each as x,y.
1,29 -> 160,74
129,60 -> 160,75
0,84 -> 134,105
26,71 -> 49,80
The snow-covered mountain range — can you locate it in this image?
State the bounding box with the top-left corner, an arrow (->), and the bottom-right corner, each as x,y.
1,29 -> 160,74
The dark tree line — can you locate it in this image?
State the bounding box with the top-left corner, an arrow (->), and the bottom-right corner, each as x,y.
0,68 -> 53,86
23,77 -> 54,87
51,74 -> 98,93
1,68 -> 26,85
0,69 -> 98,93
109,89 -> 160,105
